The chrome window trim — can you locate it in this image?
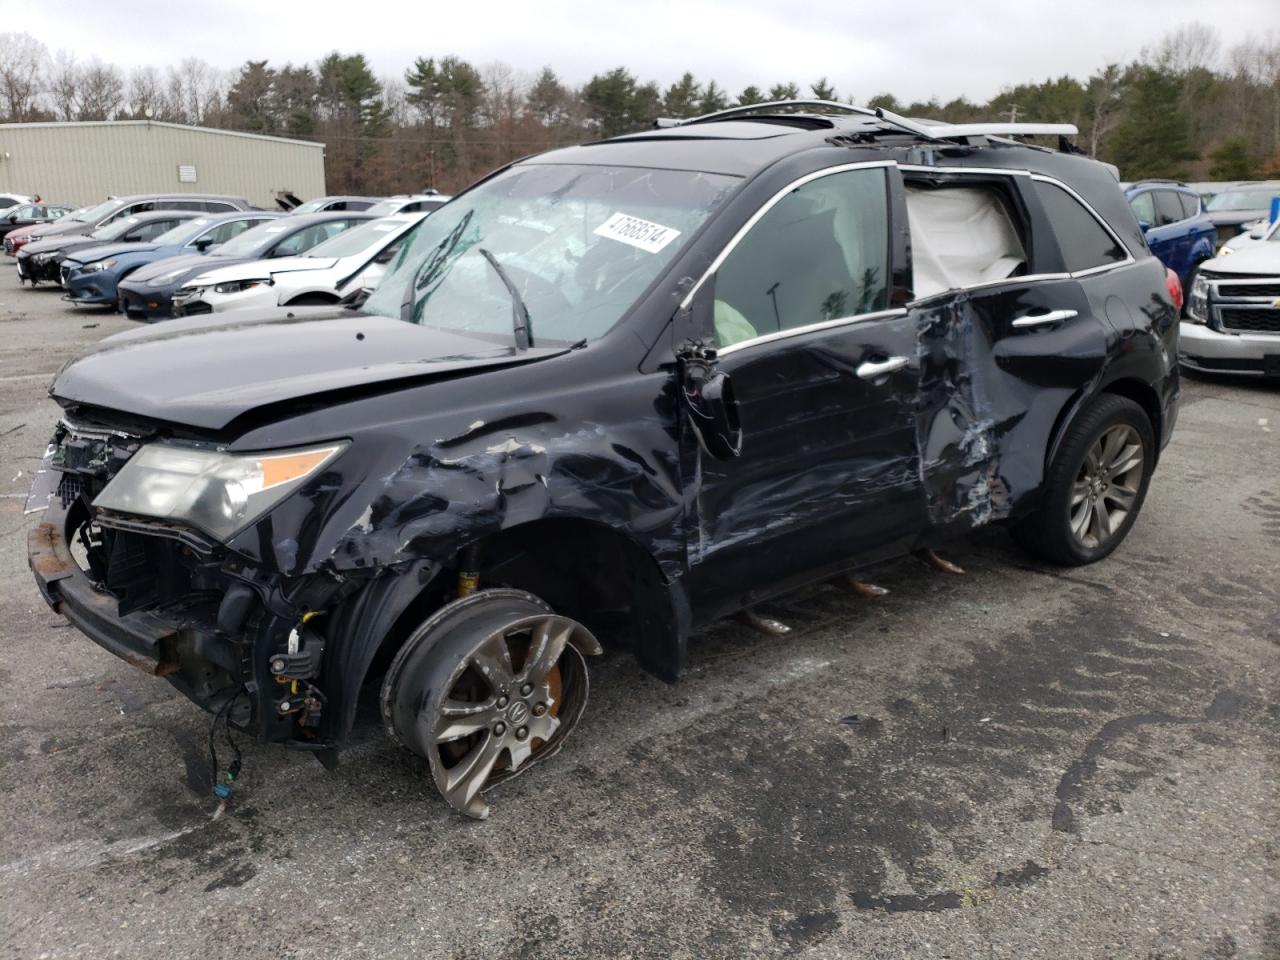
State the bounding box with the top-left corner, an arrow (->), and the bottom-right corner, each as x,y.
717,308 -> 909,357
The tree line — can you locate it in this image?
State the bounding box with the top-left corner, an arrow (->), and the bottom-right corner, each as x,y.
0,24 -> 1276,196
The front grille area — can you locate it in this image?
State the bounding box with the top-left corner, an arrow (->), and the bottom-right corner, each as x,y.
1219,307 -> 1280,334
1214,281 -> 1280,298
182,301 -> 212,316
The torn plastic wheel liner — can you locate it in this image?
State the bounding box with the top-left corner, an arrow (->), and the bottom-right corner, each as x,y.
380,588 -> 602,819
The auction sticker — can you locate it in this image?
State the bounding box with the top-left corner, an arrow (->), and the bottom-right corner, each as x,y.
593,213 -> 681,253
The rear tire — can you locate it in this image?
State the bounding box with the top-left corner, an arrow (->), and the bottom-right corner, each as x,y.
1013,394 -> 1155,566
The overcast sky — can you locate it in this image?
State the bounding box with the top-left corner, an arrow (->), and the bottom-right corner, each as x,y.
11,0 -> 1279,104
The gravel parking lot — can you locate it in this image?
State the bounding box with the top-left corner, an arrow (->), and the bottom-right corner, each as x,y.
0,270 -> 1277,960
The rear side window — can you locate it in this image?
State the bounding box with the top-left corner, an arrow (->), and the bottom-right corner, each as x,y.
0,197 -> 16,209
1154,191 -> 1184,226
714,167 -> 889,345
1035,181 -> 1126,273
1177,193 -> 1199,219
205,201 -> 236,212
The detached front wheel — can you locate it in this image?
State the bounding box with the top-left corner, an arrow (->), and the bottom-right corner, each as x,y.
1014,394 -> 1155,566
381,588 -> 601,819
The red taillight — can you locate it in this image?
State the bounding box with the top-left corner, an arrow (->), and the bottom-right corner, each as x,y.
1165,267 -> 1183,313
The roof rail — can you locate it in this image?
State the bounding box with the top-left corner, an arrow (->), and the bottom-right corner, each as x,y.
655,99 -> 1077,142
655,99 -> 878,128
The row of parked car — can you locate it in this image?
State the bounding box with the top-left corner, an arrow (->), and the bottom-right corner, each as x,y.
4,191 -> 450,319
1115,179 -> 1280,378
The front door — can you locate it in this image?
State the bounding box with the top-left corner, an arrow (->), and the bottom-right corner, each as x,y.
682,165 -> 926,617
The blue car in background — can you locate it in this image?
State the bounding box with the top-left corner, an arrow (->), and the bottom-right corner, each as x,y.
1124,180 -> 1217,289
61,211 -> 283,308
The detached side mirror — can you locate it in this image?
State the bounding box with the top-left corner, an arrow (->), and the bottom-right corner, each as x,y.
678,339 -> 742,460
192,237 -> 215,251
374,245 -> 398,264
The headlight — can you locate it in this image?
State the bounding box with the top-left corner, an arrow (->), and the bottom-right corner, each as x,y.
81,259 -> 117,273
93,442 -> 347,542
1217,245 -> 1234,256
213,278 -> 272,295
1187,275 -> 1210,324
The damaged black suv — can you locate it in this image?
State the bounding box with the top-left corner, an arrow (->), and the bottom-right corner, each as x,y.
28,102 -> 1179,819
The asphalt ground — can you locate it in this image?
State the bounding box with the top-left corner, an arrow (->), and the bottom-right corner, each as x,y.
0,267 -> 1277,959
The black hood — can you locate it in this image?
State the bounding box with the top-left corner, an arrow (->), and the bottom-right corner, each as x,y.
125,253 -> 251,285
52,308 -> 567,431
25,218 -> 94,242
21,234 -> 106,258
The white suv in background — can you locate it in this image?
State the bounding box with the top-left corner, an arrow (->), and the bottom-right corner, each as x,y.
172,214 -> 427,315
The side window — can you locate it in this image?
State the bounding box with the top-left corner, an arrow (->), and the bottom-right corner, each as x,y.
204,201 -> 235,212
132,219 -> 178,241
0,197 -> 16,209
714,168 -> 889,346
1034,181 -> 1126,272
1128,191 -> 1156,225
1154,191 -> 1184,226
1178,192 -> 1199,219
204,219 -> 256,245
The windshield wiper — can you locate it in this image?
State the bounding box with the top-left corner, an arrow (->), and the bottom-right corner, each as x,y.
478,247 -> 533,351
397,209 -> 473,324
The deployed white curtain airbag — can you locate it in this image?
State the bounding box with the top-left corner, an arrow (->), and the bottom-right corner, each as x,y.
907,186 -> 1027,299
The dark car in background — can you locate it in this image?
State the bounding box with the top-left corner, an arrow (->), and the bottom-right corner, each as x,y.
1204,181 -> 1280,244
61,211 -> 283,307
116,211 -> 375,319
0,202 -> 74,239
21,194 -> 255,248
18,211 -> 201,284
1125,180 -> 1217,288
5,206 -> 90,256
27,102 -> 1179,820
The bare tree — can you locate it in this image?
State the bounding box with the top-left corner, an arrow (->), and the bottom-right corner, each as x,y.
1145,22 -> 1222,74
126,65 -> 163,119
1085,64 -> 1124,158
77,60 -> 124,120
0,32 -> 49,121
46,50 -> 80,121
164,57 -> 225,125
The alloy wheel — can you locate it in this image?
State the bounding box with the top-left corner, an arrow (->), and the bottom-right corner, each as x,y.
1068,423 -> 1145,550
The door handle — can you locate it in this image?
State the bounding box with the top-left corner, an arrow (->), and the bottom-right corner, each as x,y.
1011,308 -> 1078,328
856,356 -> 910,380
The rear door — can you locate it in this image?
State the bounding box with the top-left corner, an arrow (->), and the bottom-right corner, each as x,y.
905,170 -> 1116,534
684,164 -> 926,613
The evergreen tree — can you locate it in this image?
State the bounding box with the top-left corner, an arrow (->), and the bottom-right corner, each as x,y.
663,72 -> 701,117
810,77 -> 836,100
738,85 -> 763,106
768,82 -> 800,101
1108,65 -> 1195,179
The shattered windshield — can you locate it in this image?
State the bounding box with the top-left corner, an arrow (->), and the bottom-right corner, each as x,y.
362,164 -> 739,345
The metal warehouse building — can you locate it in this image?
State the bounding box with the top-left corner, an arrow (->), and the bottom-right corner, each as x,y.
0,120 -> 325,209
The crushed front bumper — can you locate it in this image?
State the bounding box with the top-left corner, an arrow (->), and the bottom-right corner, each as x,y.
29,519 -> 188,681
